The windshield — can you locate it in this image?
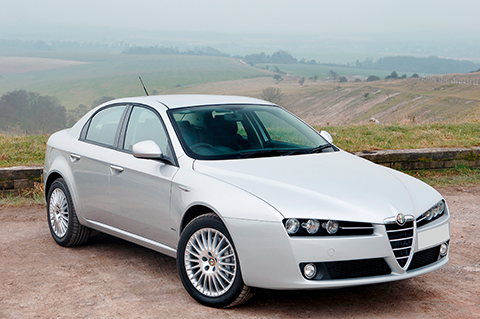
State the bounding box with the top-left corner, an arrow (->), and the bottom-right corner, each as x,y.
168,104 -> 336,160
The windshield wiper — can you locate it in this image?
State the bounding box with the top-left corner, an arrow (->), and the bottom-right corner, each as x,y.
308,144 -> 336,153
236,149 -> 284,159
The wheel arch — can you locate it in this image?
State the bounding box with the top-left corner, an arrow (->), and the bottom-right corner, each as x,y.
180,204 -> 217,234
45,171 -> 63,202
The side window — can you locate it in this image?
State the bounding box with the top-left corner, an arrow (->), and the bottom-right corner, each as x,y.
85,105 -> 126,147
124,106 -> 169,154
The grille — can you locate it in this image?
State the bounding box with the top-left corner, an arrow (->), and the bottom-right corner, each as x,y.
408,245 -> 441,271
385,221 -> 414,268
324,258 -> 391,279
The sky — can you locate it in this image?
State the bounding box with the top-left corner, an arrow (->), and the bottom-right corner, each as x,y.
1,0 -> 479,35
1,0 -> 480,62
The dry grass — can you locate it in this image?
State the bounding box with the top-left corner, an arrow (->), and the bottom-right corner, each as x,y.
405,166 -> 480,188
316,121 -> 480,152
0,182 -> 45,206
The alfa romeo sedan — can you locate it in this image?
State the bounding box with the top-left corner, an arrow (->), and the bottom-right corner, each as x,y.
44,95 -> 450,308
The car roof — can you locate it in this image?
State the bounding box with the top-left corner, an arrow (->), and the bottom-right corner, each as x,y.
109,94 -> 275,110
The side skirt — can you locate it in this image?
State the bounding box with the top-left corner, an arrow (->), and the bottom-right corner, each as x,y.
86,219 -> 177,258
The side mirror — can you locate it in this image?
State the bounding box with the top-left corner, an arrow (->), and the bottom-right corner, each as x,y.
132,140 -> 163,159
320,131 -> 333,144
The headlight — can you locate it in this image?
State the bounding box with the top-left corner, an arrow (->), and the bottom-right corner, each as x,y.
418,200 -> 446,225
303,219 -> 320,234
323,220 -> 339,234
283,219 -> 373,236
285,218 -> 300,235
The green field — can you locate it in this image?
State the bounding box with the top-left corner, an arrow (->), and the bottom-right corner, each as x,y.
0,52 -> 271,109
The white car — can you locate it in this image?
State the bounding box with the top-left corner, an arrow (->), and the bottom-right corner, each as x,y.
44,95 -> 450,308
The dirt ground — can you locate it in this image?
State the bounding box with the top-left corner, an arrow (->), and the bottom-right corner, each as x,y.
1,186 -> 479,319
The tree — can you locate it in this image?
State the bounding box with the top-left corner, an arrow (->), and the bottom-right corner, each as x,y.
270,50 -> 297,64
91,96 -> 115,109
299,77 -> 305,85
339,76 -> 348,83
273,74 -> 283,82
328,70 -> 339,82
260,87 -> 284,105
366,75 -> 380,82
0,90 -> 66,134
386,71 -> 399,80
411,73 -> 420,78
313,74 -> 319,82
67,104 -> 88,126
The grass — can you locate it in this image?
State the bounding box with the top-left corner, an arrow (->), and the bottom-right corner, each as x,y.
315,121 -> 480,152
0,134 -> 46,205
0,134 -> 49,167
2,122 -> 479,167
405,165 -> 480,188
0,181 -> 45,206
256,63 -> 411,79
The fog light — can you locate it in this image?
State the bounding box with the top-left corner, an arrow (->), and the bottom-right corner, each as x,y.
303,263 -> 317,279
303,219 -> 320,234
285,219 -> 300,235
440,242 -> 449,257
323,220 -> 339,235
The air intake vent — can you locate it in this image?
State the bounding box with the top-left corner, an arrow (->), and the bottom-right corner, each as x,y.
385,221 -> 414,269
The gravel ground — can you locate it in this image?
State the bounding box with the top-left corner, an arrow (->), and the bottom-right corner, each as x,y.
1,186 -> 479,319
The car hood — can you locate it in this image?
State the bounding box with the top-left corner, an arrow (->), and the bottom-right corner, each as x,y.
193,151 -> 442,223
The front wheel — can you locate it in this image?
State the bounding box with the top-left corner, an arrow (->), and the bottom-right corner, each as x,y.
177,213 -> 254,308
47,178 -> 91,247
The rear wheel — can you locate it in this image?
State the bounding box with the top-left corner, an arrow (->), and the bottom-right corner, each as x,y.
47,178 -> 91,247
177,213 -> 254,308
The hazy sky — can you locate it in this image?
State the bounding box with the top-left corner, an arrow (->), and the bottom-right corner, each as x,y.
1,0 -> 479,36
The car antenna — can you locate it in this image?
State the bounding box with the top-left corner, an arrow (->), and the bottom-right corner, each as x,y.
139,76 -> 149,96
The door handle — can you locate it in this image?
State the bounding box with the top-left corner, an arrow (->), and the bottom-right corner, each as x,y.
70,154 -> 81,163
110,165 -> 124,175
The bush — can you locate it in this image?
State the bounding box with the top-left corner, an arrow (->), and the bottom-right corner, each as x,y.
260,87 -> 284,105
366,75 -> 380,82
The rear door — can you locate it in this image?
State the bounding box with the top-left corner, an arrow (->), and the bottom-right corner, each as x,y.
72,104 -> 128,225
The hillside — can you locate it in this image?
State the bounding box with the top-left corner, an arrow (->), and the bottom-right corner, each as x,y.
171,74 -> 480,126
1,50 -> 479,127
0,53 -> 271,110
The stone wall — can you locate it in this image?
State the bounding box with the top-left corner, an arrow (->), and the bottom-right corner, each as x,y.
0,166 -> 43,192
355,147 -> 480,170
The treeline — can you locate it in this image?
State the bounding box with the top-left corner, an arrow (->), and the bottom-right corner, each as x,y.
122,45 -> 228,57
120,43 -> 480,74
0,39 -> 129,50
355,56 -> 479,74
0,90 -> 66,134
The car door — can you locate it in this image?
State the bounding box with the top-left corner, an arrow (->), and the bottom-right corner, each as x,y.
108,105 -> 178,246
72,104 -> 128,225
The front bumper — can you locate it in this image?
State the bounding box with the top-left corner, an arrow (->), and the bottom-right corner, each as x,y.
225,215 -> 450,290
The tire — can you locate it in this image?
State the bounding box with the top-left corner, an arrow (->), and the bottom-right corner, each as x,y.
177,213 -> 254,308
47,178 -> 91,247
